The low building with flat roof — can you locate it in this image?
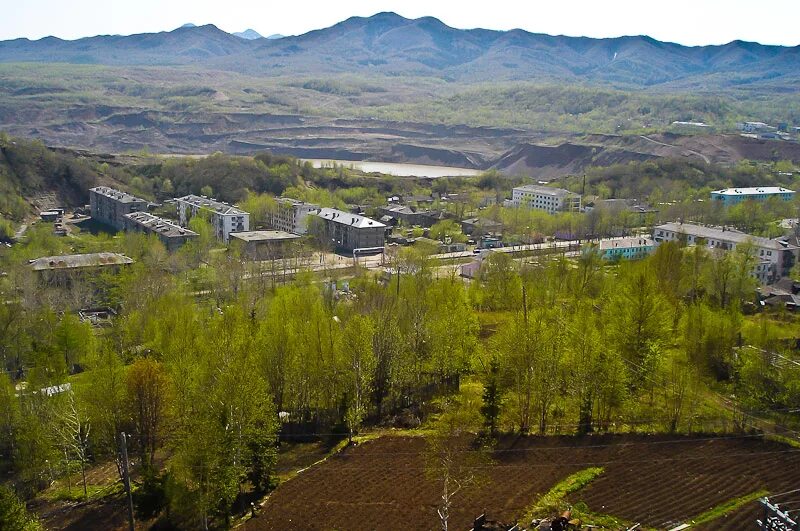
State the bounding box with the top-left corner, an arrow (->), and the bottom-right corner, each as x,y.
710,187 -> 795,206
89,187 -> 149,230
592,237 -> 655,261
123,212 -> 198,251
229,230 -> 301,260
176,194 -> 249,243
313,208 -> 386,253
30,252 -> 133,286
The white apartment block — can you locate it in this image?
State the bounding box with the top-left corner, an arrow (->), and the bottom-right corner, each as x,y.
511,185 -> 581,214
176,195 -> 249,243
653,222 -> 798,284
269,198 -> 319,235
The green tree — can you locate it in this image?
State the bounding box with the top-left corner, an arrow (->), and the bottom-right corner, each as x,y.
0,485 -> 42,531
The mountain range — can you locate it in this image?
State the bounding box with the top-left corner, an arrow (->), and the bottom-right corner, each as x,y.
1,12 -> 799,88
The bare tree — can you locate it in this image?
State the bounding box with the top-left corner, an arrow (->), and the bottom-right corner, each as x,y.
55,392 -> 91,499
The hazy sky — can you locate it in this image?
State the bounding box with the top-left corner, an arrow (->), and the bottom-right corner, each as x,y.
2,0 -> 799,46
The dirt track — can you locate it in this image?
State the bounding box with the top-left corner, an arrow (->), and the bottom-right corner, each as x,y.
245,434 -> 800,530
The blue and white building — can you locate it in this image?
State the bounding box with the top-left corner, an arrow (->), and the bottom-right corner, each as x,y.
710,187 -> 795,206
591,237 -> 655,261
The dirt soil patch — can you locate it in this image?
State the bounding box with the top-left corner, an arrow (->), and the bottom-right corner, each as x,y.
244,433 -> 800,531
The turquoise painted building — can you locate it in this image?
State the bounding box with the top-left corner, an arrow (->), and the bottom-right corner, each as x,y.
710,187 -> 795,206
589,237 -> 655,260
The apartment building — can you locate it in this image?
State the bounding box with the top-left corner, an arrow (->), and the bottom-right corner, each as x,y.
268,198 -> 319,234
89,187 -> 149,230
511,185 -> 581,214
122,211 -> 198,251
176,195 -> 249,243
653,222 -> 799,283
313,208 -> 386,253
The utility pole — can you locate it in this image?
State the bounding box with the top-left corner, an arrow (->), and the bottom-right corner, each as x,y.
119,432 -> 135,531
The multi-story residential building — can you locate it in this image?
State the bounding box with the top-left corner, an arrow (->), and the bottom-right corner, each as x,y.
313,208 -> 386,253
269,198 -> 319,234
511,185 -> 581,214
122,212 -> 198,251
710,187 -> 795,206
176,195 -> 249,243
591,237 -> 655,261
653,222 -> 799,283
89,187 -> 149,230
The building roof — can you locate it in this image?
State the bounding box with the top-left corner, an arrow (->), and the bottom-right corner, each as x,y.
176,194 -> 248,216
124,212 -> 197,238
514,184 -> 577,198
656,222 -> 797,251
30,252 -> 134,271
315,208 -> 386,229
598,237 -> 654,251
382,205 -> 416,215
90,186 -> 148,204
229,230 -> 301,243
461,217 -> 502,227
277,197 -> 319,209
711,187 -> 795,196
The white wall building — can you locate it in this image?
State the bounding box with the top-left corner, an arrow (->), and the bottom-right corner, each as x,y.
176,195 -> 249,243
269,198 -> 319,234
653,222 -> 798,284
710,187 -> 795,206
511,185 -> 581,214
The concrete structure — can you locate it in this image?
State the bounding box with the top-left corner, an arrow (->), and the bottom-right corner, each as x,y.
229,230 -> 301,260
710,187 -> 795,206
123,212 -> 198,251
737,121 -> 777,133
30,252 -> 133,286
592,237 -> 655,260
313,208 -> 386,253
653,222 -> 799,283
89,187 -> 148,230
176,195 -> 249,243
511,185 -> 581,214
269,198 -> 319,234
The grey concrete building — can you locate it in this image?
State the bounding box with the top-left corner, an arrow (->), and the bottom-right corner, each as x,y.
89,187 -> 149,230
269,198 -> 319,234
123,211 -> 198,251
229,230 -> 301,260
176,195 -> 249,243
313,208 -> 386,253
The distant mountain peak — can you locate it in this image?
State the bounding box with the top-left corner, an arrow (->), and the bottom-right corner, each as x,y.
266,34 -> 285,40
180,23 -> 196,29
233,29 -> 263,40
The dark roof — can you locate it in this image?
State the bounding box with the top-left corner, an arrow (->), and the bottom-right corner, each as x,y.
90,186 -> 148,204
124,212 -> 197,238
